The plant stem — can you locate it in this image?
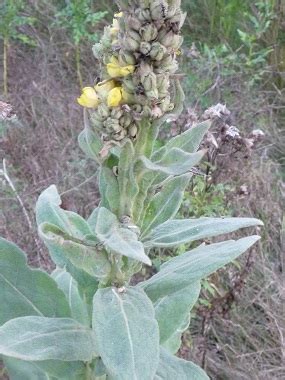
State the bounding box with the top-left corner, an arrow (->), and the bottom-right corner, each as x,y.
3,37 -> 8,97
76,44 -> 83,89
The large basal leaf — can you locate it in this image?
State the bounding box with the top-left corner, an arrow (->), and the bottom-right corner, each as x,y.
143,217 -> 263,247
52,269 -> 90,326
154,348 -> 209,380
39,222 -> 111,281
141,236 -> 260,301
92,287 -> 160,380
154,282 -> 201,345
0,237 -> 70,326
140,174 -> 191,237
93,207 -> 151,265
4,357 -> 85,380
0,317 -> 97,362
141,148 -> 205,177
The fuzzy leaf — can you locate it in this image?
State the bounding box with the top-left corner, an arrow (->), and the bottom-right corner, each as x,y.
143,217 -> 263,247
36,185 -> 94,266
92,287 -> 160,380
141,148 -> 205,176
154,282 -> 201,345
94,207 -> 151,265
39,222 -> 111,281
154,348 -> 209,380
141,174 -> 191,237
4,357 -> 85,380
0,317 -> 97,362
165,120 -> 211,154
162,314 -> 191,354
141,236 -> 260,301
0,237 -> 70,325
52,269 -> 90,326
99,166 -> 120,215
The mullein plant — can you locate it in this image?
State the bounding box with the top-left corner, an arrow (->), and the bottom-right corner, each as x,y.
0,1 -> 262,379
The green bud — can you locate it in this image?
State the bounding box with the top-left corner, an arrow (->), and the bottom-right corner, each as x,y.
118,51 -> 136,66
160,96 -> 174,112
140,42 -> 152,55
150,0 -> 168,20
111,108 -> 124,119
149,42 -> 167,61
122,30 -> 141,51
141,72 -> 158,94
128,124 -> 138,138
132,104 -> 143,113
92,43 -> 103,60
122,78 -> 136,92
140,23 -> 158,42
125,15 -> 142,31
160,30 -> 182,49
98,103 -> 110,119
113,128 -> 127,141
135,8 -> 151,22
119,113 -> 133,128
157,73 -> 170,97
105,118 -> 122,133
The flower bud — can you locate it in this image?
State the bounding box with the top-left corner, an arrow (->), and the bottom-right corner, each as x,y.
150,1 -> 168,20
140,23 -> 158,42
156,74 -> 170,98
128,124 -> 138,138
118,51 -> 136,66
113,128 -> 127,141
97,103 -> 110,119
125,15 -> 142,31
160,30 -> 183,49
111,108 -> 124,119
105,118 -> 122,133
120,113 -> 132,128
122,35 -> 140,52
135,8 -> 151,22
140,42 -> 152,55
122,77 -> 136,92
149,42 -> 167,61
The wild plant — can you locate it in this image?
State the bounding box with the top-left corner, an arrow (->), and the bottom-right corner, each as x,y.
0,1 -> 263,379
54,0 -> 107,88
0,0 -> 36,96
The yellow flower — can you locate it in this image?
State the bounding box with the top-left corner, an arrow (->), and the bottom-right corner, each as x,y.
107,56 -> 135,78
110,12 -> 123,36
95,80 -> 116,99
107,87 -> 123,107
77,87 -> 99,108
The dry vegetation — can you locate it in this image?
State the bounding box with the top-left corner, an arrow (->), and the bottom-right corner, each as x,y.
0,1 -> 284,379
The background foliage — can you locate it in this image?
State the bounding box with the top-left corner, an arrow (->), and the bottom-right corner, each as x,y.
0,0 -> 284,379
